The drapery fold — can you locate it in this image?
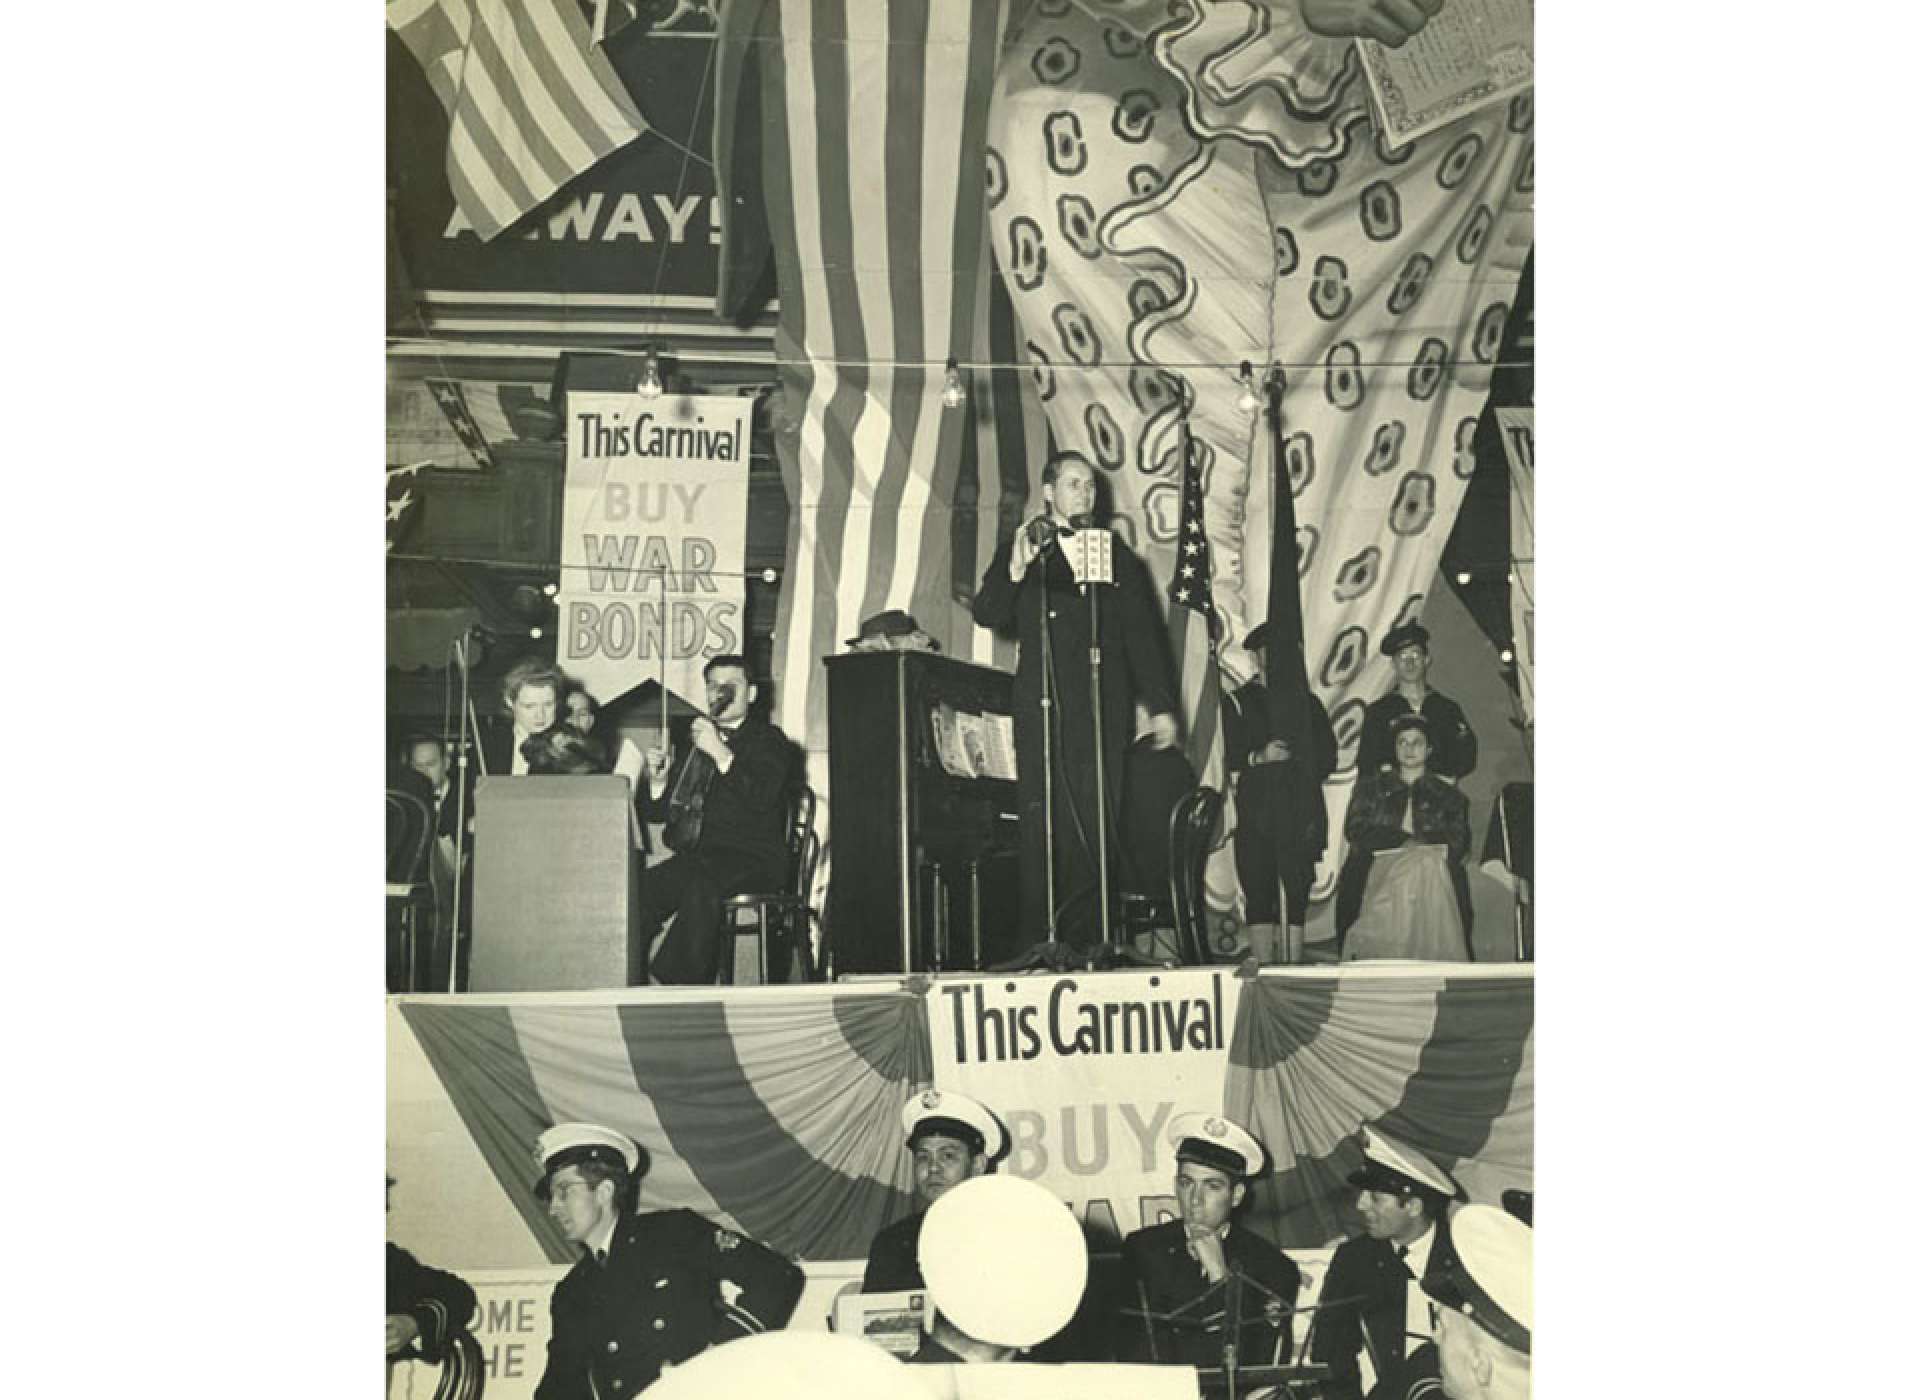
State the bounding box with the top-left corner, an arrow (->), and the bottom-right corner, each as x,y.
401,990 -> 931,1263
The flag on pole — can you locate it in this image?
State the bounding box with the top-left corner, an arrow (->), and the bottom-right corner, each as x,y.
1168,416 -> 1225,791
387,0 -> 650,242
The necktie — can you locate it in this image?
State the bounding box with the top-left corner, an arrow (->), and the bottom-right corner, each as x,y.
1396,1244 -> 1413,1278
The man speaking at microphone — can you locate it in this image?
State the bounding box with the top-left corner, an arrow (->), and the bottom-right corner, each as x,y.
636,654 -> 795,984
972,456 -> 1178,950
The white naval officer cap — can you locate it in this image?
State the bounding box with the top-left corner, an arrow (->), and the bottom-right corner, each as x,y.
900,1086 -> 1008,1162
1167,1111 -> 1268,1178
1422,1203 -> 1532,1355
1346,1123 -> 1460,1201
918,1175 -> 1088,1350
532,1121 -> 642,1200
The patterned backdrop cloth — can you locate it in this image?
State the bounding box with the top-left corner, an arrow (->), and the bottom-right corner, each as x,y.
1227,969 -> 1533,1249
987,0 -> 1533,927
399,990 -> 932,1264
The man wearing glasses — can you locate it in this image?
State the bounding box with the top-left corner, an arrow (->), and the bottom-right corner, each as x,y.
532,1122 -> 804,1400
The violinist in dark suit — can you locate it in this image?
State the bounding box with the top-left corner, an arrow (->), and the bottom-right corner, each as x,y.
635,655 -> 795,984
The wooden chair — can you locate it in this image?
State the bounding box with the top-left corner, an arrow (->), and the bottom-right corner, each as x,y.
1167,785 -> 1222,966
386,785 -> 436,992
719,785 -> 820,985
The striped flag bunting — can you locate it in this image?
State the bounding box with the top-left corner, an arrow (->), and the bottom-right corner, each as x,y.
1226,971 -> 1534,1249
387,0 -> 651,242
399,991 -> 932,1264
715,0 -> 1041,756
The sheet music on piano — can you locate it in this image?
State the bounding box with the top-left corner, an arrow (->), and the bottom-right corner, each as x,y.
1357,0 -> 1532,149
932,702 -> 1017,782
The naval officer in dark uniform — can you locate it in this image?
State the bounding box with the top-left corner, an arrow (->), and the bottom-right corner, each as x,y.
532,1121 -> 804,1400
1312,1125 -> 1466,1400
1120,1113 -> 1301,1367
861,1088 -> 1007,1292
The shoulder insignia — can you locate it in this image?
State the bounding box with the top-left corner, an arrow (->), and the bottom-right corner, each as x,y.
714,1228 -> 741,1251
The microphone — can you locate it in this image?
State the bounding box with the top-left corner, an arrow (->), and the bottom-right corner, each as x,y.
710,683 -> 738,716
1025,515 -> 1079,548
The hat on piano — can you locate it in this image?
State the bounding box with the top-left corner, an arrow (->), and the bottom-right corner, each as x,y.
918,1175 -> 1088,1349
1346,1124 -> 1460,1201
1423,1204 -> 1532,1355
1168,1111 -> 1267,1178
533,1121 -> 644,1201
901,1087 -> 1007,1161
844,609 -> 940,652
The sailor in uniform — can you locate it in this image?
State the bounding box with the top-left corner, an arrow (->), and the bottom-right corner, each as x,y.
530,1122 -> 804,1400
1418,1204 -> 1531,1400
1119,1112 -> 1301,1366
861,1089 -> 1007,1293
1312,1125 -> 1466,1400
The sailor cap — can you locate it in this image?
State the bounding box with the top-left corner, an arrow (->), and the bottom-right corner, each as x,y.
1423,1203 -> 1531,1355
900,1087 -> 1007,1162
533,1121 -> 642,1200
1167,1111 -> 1267,1178
1346,1124 -> 1460,1201
919,1175 -> 1088,1349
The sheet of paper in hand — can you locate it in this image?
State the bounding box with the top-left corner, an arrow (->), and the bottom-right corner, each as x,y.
1357,0 -> 1533,150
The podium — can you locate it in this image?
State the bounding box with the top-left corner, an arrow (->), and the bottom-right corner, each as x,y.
471,775 -> 638,992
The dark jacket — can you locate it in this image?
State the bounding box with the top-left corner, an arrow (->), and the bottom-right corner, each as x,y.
1310,1221 -> 1459,1400
535,1208 -> 804,1400
1222,679 -> 1338,857
1356,690 -> 1477,780
642,713 -> 794,874
861,1209 -> 927,1293
387,1242 -> 477,1365
1335,770 -> 1473,936
1119,1219 -> 1301,1367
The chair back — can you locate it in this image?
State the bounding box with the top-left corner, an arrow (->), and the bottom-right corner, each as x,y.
1168,785 -> 1222,962
386,786 -> 435,886
434,1327 -> 485,1400
786,784 -> 818,897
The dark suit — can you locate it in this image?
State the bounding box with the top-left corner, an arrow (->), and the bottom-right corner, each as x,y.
637,713 -> 795,984
1119,1220 -> 1300,1367
535,1208 -> 804,1400
1356,691 -> 1477,781
972,529 -> 1177,943
860,1210 -> 927,1293
1310,1222 -> 1459,1400
1223,680 -> 1337,925
387,1242 -> 477,1365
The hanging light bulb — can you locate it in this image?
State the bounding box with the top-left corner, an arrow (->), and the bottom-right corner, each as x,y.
1236,360 -> 1260,413
636,349 -> 664,400
1456,570 -> 1472,586
542,582 -> 559,598
1499,647 -> 1515,664
761,567 -> 780,584
941,357 -> 966,410
529,626 -> 545,640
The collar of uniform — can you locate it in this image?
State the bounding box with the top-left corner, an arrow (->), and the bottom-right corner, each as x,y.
584,1210 -> 620,1263
1399,1221 -> 1437,1278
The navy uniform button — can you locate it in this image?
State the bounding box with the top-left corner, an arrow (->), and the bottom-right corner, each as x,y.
653,1277 -> 669,1289
652,1318 -> 666,1331
606,1341 -> 619,1354
611,1381 -> 624,1393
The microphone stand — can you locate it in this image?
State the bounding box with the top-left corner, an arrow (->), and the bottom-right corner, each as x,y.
446,631 -> 478,994
995,536 -> 1078,972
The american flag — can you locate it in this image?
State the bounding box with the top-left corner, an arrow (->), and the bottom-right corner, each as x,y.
426,379 -> 497,470
387,0 -> 650,242
1168,420 -> 1226,791
715,0 -> 1041,757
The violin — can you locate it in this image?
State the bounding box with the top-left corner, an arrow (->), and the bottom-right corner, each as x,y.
663,686 -> 737,854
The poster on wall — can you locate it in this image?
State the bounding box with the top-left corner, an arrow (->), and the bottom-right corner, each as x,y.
557,391 -> 753,708
927,968 -> 1241,1245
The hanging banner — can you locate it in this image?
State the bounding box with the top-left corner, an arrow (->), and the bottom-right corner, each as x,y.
1496,408 -> 1534,725
927,968 -> 1242,1245
558,391 -> 753,707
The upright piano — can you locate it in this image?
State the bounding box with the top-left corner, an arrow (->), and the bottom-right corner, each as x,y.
823,651 -> 1022,973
